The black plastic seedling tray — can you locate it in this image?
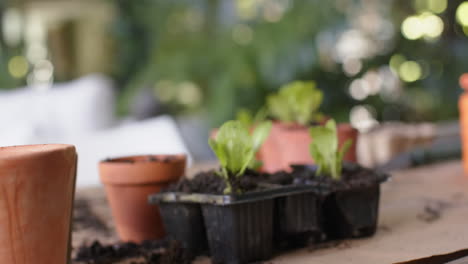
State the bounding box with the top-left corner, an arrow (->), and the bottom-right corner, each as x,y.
322,184 -> 380,239
150,184 -> 319,264
274,191 -> 323,249
321,170 -> 389,240
150,168 -> 390,263
157,202 -> 208,258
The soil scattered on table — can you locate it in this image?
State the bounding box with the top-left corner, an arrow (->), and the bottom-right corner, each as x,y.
417,199 -> 453,223
73,198 -> 110,235
73,240 -> 190,264
307,240 -> 352,251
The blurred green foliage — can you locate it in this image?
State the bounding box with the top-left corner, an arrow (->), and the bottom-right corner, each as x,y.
0,2 -> 24,89
112,0 -> 347,125
1,0 -> 468,127
111,0 -> 468,126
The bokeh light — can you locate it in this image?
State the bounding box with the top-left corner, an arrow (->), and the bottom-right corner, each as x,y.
2,8 -> 22,47
414,0 -> 447,14
154,80 -> 175,103
402,16 -> 424,40
263,1 -> 286,23
389,54 -> 406,74
457,2 -> 468,27
399,61 -> 422,82
236,0 -> 258,20
350,105 -> 379,132
177,81 -> 202,107
401,12 -> 444,40
232,24 -> 254,45
8,56 -> 29,78
427,0 -> 447,14
342,58 -> 362,76
349,79 -> 370,100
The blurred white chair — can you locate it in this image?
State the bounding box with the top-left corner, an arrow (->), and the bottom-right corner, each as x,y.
0,74 -> 192,187
0,74 -> 116,143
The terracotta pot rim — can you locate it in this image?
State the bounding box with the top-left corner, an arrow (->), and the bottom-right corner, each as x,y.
99,154 -> 187,186
0,144 -> 76,161
273,121 -> 354,130
100,154 -> 186,164
273,121 -> 309,130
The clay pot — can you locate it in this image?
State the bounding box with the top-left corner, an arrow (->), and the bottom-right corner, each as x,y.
99,154 -> 186,243
337,123 -> 359,162
273,122 -> 359,171
459,73 -> 468,173
257,122 -> 283,173
0,144 -> 77,264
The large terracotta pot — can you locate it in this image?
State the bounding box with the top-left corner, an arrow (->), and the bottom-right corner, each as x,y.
99,154 -> 186,243
0,144 -> 77,264
272,122 -> 359,171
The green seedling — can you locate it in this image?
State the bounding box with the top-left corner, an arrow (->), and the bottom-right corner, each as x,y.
309,119 -> 352,180
235,107 -> 268,127
209,120 -> 272,194
267,81 -> 323,125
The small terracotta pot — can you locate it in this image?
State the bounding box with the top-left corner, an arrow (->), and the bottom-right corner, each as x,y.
100,154 -> 186,243
273,122 -> 359,171
0,144 -> 77,264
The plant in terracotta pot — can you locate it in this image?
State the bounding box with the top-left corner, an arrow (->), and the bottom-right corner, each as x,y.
264,80 -> 358,172
100,154 -> 186,243
0,144 -> 77,264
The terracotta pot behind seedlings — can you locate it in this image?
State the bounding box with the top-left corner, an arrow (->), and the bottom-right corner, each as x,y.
274,122 -> 359,171
100,154 -> 186,243
0,144 -> 77,264
258,122 -> 287,173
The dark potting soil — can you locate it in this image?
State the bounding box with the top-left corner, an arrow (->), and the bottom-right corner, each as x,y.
103,156 -> 176,164
165,162 -> 384,195
290,162 -> 385,191
73,240 -> 190,264
166,169 -> 267,195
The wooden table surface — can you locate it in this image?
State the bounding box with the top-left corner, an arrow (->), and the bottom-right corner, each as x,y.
73,160 -> 468,264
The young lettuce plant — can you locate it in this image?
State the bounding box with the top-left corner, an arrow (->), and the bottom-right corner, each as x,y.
309,119 -> 352,180
235,107 -> 268,128
209,120 -> 272,194
267,81 -> 323,125
235,107 -> 268,169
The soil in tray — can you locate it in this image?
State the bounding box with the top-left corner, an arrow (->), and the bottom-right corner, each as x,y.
73,239 -> 191,264
290,162 -> 384,190
165,169 -> 267,194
